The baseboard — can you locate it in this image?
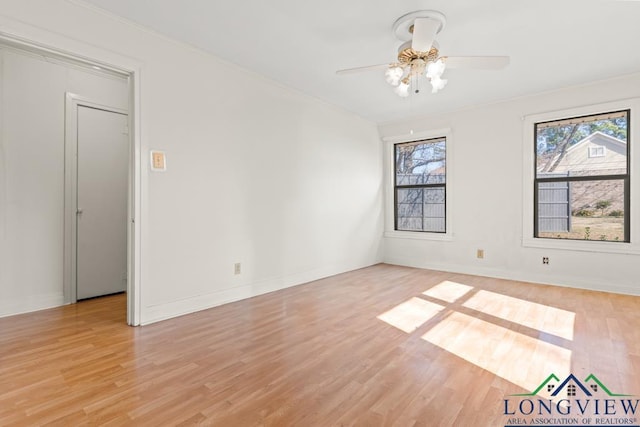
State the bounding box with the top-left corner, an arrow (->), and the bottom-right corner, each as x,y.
140,259 -> 380,325
383,256 -> 640,296
0,293 -> 66,318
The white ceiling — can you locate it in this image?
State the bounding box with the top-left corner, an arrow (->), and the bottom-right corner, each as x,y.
82,0 -> 640,123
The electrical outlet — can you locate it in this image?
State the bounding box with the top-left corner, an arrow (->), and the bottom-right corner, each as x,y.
234,263 -> 241,275
542,257 -> 549,265
477,249 -> 484,259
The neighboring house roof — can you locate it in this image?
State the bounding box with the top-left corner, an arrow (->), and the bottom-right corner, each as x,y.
546,131 -> 627,175
565,131 -> 626,154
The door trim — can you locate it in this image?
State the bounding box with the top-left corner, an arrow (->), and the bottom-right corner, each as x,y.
0,31 -> 142,325
64,95 -> 129,304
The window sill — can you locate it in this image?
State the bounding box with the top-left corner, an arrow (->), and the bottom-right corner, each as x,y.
522,237 -> 640,255
384,230 -> 454,241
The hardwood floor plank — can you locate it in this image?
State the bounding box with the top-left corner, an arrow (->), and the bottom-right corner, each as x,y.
1,264 -> 639,426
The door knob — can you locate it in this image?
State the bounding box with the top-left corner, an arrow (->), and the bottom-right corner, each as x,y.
77,208 -> 83,215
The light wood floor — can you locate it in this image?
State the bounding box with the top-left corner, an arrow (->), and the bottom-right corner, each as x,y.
1,264 -> 639,426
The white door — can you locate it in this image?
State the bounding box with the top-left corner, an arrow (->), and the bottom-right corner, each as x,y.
76,106 -> 129,300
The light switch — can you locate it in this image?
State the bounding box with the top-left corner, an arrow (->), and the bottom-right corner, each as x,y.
150,150 -> 166,171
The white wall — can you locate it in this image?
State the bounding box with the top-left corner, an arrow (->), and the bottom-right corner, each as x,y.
0,47 -> 128,316
0,0 -> 383,322
379,73 -> 640,295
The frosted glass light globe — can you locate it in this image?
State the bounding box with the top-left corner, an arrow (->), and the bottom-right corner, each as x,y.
430,77 -> 447,93
426,59 -> 446,79
394,81 -> 410,97
385,66 -> 404,86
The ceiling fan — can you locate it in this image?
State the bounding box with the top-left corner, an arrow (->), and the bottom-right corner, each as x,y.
336,10 -> 510,97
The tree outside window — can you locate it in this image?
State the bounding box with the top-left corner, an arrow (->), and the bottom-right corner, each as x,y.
394,138 -> 446,232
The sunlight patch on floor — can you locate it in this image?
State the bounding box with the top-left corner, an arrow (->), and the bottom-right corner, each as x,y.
377,280 -> 575,393
462,290 -> 575,340
421,311 -> 571,393
377,297 -> 444,333
422,280 -> 474,303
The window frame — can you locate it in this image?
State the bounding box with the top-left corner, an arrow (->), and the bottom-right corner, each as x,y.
522,99 -> 640,254
383,128 -> 453,241
394,138 -> 447,233
533,109 -> 630,243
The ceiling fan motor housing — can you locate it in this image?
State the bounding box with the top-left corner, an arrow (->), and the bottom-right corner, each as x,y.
397,41 -> 439,65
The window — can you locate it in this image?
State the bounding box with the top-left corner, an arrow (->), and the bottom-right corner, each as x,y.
534,110 -> 629,242
567,384 -> 577,397
588,146 -> 606,158
394,137 -> 446,232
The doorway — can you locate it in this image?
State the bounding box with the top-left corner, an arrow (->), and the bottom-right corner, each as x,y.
0,33 -> 142,326
0,35 -> 140,324
69,101 -> 129,300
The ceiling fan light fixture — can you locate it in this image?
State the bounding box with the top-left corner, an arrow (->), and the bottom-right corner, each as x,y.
426,58 -> 446,79
394,81 -> 410,97
385,65 -> 404,86
430,76 -> 447,93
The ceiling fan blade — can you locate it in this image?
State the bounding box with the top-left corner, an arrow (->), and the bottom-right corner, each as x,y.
443,56 -> 510,69
336,63 -> 389,75
411,17 -> 439,52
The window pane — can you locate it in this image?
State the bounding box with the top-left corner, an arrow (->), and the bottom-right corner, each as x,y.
397,187 -> 445,232
536,111 -> 627,178
537,179 -> 625,242
396,139 -> 446,185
